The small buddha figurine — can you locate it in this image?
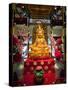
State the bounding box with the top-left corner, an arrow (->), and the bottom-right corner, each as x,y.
29,24 -> 50,58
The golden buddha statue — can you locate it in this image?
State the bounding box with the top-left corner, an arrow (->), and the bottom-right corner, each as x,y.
29,24 -> 50,58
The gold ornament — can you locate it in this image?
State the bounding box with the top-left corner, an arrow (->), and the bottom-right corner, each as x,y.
33,62 -> 37,66
44,66 -> 48,70
41,61 -> 44,65
48,61 -> 51,64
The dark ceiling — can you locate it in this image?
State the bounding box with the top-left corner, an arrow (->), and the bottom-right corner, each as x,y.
28,5 -> 54,18
16,4 -> 55,19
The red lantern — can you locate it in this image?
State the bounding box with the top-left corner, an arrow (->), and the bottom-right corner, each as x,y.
55,49 -> 62,59
56,38 -> 62,45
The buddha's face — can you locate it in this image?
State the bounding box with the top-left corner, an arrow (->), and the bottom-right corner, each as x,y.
36,25 -> 44,38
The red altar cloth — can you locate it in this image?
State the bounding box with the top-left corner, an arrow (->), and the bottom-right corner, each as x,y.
22,57 -> 57,85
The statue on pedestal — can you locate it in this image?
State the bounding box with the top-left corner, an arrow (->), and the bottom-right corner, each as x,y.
29,24 -> 50,58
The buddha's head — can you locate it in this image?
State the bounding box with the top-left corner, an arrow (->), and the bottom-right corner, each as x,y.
36,25 -> 44,38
